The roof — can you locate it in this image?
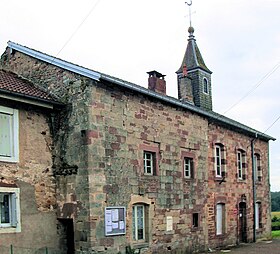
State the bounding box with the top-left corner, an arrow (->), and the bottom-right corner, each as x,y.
0,69 -> 61,108
177,27 -> 212,74
6,41 -> 275,141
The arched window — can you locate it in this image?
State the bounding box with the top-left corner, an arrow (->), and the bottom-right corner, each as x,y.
203,78 -> 209,94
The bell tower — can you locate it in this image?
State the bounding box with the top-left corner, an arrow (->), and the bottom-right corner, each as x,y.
176,26 -> 213,111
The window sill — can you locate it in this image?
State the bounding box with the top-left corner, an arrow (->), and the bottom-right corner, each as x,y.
132,242 -> 149,249
0,227 -> 21,233
191,226 -> 202,232
0,157 -> 19,163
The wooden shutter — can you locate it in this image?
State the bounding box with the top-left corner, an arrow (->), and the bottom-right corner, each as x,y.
0,113 -> 12,157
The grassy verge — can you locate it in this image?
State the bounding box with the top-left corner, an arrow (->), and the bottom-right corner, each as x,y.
272,230 -> 280,238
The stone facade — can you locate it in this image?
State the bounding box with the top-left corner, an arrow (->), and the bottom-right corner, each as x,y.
0,99 -> 61,253
0,40 -> 273,254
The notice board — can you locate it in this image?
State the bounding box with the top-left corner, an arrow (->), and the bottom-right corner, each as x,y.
105,207 -> 126,236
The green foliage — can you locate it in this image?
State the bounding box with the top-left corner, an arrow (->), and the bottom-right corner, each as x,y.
272,230 -> 280,238
125,246 -> 136,254
271,191 -> 280,212
272,221 -> 280,230
272,216 -> 280,222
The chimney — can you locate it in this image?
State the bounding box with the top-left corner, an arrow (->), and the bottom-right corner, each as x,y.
147,70 -> 166,95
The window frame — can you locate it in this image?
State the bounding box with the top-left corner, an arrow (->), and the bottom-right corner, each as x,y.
203,77 -> 209,94
183,157 -> 194,179
192,213 -> 199,228
237,149 -> 246,180
255,202 -> 262,230
181,151 -> 195,180
0,187 -> 21,233
254,153 -> 262,182
132,204 -> 146,242
143,151 -> 155,175
140,144 -> 159,176
215,145 -> 222,177
216,203 -> 225,235
0,106 -> 19,163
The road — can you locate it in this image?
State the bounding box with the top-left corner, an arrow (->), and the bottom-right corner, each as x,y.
212,239 -> 280,254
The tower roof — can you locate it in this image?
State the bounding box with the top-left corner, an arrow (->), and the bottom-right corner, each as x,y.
177,27 -> 212,74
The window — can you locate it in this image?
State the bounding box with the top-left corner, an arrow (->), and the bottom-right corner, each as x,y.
192,213 -> 199,228
214,144 -> 226,177
203,78 -> 209,94
255,202 -> 262,229
133,204 -> 147,241
216,203 -> 225,235
0,106 -> 19,162
254,153 -> 262,182
143,151 -> 156,175
0,187 -> 21,233
184,157 -> 194,179
237,150 -> 246,180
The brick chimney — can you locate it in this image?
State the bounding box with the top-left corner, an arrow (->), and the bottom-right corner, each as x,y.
147,70 -> 166,95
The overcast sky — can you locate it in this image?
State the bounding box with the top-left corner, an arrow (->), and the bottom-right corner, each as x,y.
1,0 -> 280,191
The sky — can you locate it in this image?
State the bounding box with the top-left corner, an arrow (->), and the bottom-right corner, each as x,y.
1,0 -> 280,191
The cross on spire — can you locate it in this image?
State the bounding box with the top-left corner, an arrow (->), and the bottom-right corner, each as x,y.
185,1 -> 194,28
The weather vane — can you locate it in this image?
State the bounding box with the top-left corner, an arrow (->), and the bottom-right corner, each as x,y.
185,0 -> 193,27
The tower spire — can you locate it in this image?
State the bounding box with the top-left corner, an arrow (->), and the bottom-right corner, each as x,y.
176,1 -> 213,111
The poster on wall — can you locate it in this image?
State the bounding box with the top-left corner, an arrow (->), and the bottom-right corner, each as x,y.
105,207 -> 126,236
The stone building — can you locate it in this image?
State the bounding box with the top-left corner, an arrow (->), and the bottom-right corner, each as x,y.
0,70 -> 62,253
0,26 -> 275,254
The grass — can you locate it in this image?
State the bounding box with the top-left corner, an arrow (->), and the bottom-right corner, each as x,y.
272,211 -> 280,218
272,230 -> 280,238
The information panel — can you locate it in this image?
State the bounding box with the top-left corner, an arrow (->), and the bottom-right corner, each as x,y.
105,207 -> 126,236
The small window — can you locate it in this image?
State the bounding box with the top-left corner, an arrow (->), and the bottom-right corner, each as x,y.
133,204 -> 148,241
237,150 -> 246,180
0,106 -> 19,163
184,157 -> 194,179
203,78 -> 209,94
192,213 -> 199,228
255,202 -> 262,229
214,144 -> 226,178
216,203 -> 225,235
143,151 -> 156,175
254,154 -> 262,182
0,187 -> 21,233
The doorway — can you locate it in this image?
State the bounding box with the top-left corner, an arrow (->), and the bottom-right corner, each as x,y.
239,202 -> 247,243
58,218 -> 75,254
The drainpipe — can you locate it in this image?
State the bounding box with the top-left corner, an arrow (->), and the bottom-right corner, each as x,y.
251,134 -> 257,242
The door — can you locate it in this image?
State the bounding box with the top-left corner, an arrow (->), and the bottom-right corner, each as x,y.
239,202 -> 247,242
58,219 -> 75,254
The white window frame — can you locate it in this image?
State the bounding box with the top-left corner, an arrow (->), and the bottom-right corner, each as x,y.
215,145 -> 222,177
144,151 -> 154,175
203,77 -> 209,94
0,187 -> 21,233
255,202 -> 260,230
216,203 -> 224,235
237,151 -> 245,180
133,204 -> 145,241
184,157 -> 193,179
0,106 -> 19,163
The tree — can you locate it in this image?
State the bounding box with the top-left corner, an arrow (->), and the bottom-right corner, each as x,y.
271,191 -> 280,211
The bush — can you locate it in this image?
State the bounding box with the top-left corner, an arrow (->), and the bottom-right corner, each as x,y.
272,221 -> 280,231
272,216 -> 280,222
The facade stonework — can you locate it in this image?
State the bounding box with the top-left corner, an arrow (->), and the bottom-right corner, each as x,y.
0,34 -> 274,254
0,100 -> 60,253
